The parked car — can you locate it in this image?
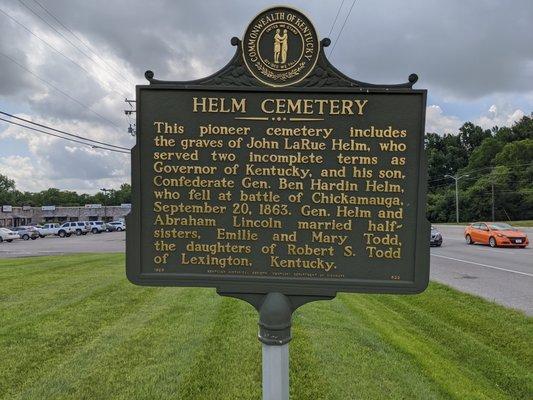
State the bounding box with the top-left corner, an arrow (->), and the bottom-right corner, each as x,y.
107,221 -> 126,232
464,222 -> 529,248
430,226 -> 443,247
11,226 -> 39,240
57,221 -> 90,237
0,228 -> 19,242
38,223 -> 61,237
86,221 -> 106,234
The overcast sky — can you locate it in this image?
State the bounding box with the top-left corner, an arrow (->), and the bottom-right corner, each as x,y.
0,0 -> 532,193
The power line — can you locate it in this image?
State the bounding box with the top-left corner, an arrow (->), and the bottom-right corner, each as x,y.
328,0 -> 346,37
0,117 -> 129,154
0,51 -> 121,130
18,0 -> 133,93
329,0 -> 357,58
31,0 -> 135,89
0,6 -> 127,99
0,111 -> 129,151
428,162 -> 533,185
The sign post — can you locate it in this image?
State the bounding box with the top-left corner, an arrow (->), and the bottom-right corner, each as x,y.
126,6 -> 429,398
260,293 -> 291,400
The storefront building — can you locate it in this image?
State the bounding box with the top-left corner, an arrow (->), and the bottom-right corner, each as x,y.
0,204 -> 131,227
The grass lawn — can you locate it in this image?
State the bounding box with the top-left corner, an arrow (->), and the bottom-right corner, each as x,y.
0,254 -> 531,399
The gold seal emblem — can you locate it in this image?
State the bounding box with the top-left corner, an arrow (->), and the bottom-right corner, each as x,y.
242,7 -> 320,87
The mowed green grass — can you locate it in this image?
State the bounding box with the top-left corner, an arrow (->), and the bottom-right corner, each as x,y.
0,254 -> 531,400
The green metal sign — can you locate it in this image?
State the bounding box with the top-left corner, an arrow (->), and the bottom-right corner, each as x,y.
126,6 -> 429,297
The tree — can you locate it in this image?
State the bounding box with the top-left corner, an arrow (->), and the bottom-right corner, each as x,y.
0,174 -> 17,205
0,174 -> 15,193
426,114 -> 533,222
458,122 -> 491,154
465,137 -> 504,171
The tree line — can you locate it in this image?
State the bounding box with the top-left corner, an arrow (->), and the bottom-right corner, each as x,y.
426,113 -> 532,222
0,178 -> 131,208
1,114 -> 531,221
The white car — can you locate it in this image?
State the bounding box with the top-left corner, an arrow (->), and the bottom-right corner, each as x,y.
0,228 -> 19,243
85,221 -> 106,234
38,223 -> 61,237
57,221 -> 90,237
107,221 -> 126,232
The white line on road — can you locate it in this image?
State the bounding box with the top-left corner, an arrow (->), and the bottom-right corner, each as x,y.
431,254 -> 533,277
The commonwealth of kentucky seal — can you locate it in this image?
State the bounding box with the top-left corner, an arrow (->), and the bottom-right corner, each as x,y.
242,7 -> 320,87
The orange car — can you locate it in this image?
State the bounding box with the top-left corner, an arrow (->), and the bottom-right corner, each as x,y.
464,222 -> 529,248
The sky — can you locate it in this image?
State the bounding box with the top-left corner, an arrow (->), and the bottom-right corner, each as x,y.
0,0 -> 532,193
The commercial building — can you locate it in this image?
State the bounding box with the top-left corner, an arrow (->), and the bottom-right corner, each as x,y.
0,204 -> 131,227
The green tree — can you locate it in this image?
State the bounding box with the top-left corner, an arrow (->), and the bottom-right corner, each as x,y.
458,122 -> 492,154
0,174 -> 15,192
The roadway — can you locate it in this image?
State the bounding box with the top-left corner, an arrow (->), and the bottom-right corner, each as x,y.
1,226 -> 531,315
431,224 -> 532,316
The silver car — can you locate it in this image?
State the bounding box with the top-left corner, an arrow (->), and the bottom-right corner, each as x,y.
11,226 -> 40,240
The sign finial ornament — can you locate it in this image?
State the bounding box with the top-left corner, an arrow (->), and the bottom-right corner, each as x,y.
242,6 -> 320,87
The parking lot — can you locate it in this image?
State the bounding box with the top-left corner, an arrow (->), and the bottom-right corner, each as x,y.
0,231 -> 125,258
1,225 -> 531,315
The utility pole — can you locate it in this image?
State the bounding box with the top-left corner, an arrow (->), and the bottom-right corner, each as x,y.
100,188 -> 110,222
491,182 -> 495,222
125,98 -> 136,136
445,173 -> 469,223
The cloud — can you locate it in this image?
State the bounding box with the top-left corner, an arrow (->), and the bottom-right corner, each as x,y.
425,103 -> 528,135
474,104 -> 525,130
0,150 -> 129,193
0,115 -> 129,193
1,0 -> 532,192
425,105 -> 463,134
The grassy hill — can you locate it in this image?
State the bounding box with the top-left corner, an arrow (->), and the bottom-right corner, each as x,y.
0,254 -> 531,399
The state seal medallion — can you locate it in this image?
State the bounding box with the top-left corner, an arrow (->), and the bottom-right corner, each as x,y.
242,7 -> 320,87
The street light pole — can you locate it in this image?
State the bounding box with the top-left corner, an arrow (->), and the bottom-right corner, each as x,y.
100,188 -> 110,222
445,174 -> 469,223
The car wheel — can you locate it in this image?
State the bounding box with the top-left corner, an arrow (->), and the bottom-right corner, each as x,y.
31,236 -> 37,240
75,229 -> 82,236
22,234 -> 30,240
92,228 -> 98,234
0,237 -> 3,243
465,234 -> 472,244
82,232 -> 88,235
66,233 -> 72,237
117,227 -> 123,232
489,237 -> 497,248
39,235 -> 45,238
59,230 -> 66,238
7,239 -> 13,243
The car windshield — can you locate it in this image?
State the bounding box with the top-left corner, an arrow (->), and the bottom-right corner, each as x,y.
489,223 -> 515,231
0,228 -> 10,233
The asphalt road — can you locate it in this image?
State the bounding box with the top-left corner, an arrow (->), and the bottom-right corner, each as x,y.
431,224 -> 532,316
1,226 -> 531,315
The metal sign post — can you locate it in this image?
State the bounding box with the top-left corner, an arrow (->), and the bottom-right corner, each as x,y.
218,292 -> 335,400
262,343 -> 289,400
259,293 -> 291,400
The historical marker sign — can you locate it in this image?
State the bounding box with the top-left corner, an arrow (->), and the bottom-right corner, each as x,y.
126,6 -> 429,296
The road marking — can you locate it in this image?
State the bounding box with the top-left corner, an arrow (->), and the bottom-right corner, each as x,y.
431,254 -> 533,277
